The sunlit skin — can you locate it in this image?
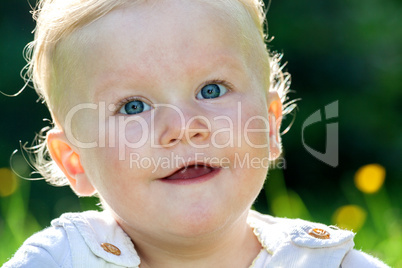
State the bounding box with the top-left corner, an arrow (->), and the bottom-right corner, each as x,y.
47,1 -> 282,267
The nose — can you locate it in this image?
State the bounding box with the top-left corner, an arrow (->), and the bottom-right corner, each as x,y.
153,104 -> 211,148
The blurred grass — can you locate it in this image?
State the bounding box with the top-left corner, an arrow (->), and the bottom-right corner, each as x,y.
0,178 -> 41,263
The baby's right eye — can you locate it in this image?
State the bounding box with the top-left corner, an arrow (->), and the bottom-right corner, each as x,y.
119,99 -> 151,115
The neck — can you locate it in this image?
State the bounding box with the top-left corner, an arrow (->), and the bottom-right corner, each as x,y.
125,212 -> 262,268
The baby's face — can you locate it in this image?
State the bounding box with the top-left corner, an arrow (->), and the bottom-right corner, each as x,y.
60,1 -> 273,238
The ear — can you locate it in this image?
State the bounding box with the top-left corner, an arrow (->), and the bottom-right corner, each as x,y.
47,130 -> 96,196
267,91 -> 283,161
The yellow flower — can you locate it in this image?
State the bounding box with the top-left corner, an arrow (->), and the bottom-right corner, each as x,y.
0,168 -> 18,197
354,164 -> 386,194
332,205 -> 367,232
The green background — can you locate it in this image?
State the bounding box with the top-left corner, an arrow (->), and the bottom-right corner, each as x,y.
1,0 -> 401,266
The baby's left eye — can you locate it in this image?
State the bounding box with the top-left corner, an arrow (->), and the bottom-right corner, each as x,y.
196,84 -> 228,100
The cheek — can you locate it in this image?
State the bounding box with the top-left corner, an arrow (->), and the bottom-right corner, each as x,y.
87,115 -> 155,163
114,116 -> 151,145
209,101 -> 269,148
80,147 -> 141,202
239,99 -> 270,152
242,115 -> 270,148
69,107 -> 152,150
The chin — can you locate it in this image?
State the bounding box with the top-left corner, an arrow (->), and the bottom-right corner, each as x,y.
167,205 -> 241,238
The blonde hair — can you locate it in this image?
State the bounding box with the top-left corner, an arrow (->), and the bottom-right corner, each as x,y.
24,0 -> 294,186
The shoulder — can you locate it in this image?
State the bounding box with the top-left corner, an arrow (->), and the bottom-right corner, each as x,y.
4,210 -> 141,268
2,225 -> 71,267
248,210 -> 390,268
247,210 -> 355,252
342,249 -> 391,268
3,210 -> 107,268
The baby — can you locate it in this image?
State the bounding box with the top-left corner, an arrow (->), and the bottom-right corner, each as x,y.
4,0 -> 390,267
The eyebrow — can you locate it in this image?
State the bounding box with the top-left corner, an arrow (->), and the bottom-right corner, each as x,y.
91,51 -> 248,103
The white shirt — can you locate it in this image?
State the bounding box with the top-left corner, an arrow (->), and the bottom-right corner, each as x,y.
3,210 -> 390,268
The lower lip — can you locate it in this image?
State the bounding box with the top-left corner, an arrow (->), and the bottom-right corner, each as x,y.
160,168 -> 221,185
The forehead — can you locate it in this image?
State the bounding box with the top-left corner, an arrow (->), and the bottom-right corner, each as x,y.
56,0 -> 256,104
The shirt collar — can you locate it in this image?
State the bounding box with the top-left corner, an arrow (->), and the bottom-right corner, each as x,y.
53,210 -> 141,267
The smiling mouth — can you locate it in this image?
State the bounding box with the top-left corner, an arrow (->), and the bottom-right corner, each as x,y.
160,164 -> 220,184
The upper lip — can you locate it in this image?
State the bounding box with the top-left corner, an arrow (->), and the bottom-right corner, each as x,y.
159,160 -> 220,180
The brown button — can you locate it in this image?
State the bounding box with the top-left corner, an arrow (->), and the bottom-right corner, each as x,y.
101,243 -> 121,256
308,228 -> 330,239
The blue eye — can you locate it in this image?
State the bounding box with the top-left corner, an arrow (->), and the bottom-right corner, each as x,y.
119,100 -> 151,115
197,84 -> 228,99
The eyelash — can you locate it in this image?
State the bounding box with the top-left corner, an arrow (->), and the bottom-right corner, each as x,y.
198,79 -> 233,95
114,96 -> 151,115
114,78 -> 233,114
